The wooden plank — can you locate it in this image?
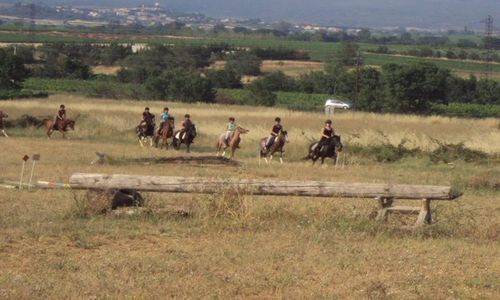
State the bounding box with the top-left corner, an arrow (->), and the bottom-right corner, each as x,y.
69,173 -> 462,200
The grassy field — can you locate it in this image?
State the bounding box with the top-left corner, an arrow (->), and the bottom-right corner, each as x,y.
0,95 -> 499,298
1,30 -> 500,76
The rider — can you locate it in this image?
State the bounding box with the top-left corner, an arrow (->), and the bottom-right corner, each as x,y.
0,110 -> 8,137
316,119 -> 335,153
179,114 -> 193,140
265,117 -> 283,150
224,117 -> 237,146
141,107 -> 155,125
53,104 -> 66,130
158,107 -> 171,135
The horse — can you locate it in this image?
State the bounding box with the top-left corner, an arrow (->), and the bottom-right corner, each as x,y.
154,119 -> 175,150
136,122 -> 155,147
259,130 -> 288,164
216,126 -> 249,159
172,124 -> 197,153
306,135 -> 343,165
39,118 -> 76,139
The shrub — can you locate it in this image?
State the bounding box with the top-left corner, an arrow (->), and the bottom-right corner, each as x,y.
430,141 -> 488,163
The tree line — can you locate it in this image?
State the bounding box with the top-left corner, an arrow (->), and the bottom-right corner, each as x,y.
1,42 -> 499,116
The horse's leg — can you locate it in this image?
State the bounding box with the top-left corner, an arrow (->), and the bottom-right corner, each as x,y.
1,129 -> 8,137
139,137 -> 144,147
186,144 -> 190,153
280,151 -> 284,165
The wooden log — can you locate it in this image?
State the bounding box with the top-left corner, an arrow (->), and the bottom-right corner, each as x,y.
69,173 -> 462,200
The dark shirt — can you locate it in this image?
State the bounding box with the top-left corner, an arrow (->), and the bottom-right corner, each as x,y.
143,112 -> 155,124
182,119 -> 193,129
57,109 -> 66,120
271,124 -> 282,135
322,127 -> 334,138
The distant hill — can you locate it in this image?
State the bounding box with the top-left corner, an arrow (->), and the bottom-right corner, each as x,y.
1,0 -> 498,29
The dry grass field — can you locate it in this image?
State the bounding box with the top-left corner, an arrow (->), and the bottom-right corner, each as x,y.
0,95 -> 499,298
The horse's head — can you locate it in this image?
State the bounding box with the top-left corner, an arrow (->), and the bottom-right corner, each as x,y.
333,135 -> 343,152
236,126 -> 249,134
281,130 -> 289,143
66,120 -> 76,131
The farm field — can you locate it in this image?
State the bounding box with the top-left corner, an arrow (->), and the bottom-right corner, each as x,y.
0,95 -> 499,298
1,30 -> 499,76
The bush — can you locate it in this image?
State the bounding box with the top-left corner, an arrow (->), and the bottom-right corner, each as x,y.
430,141 -> 488,163
225,52 -> 262,76
0,89 -> 48,100
206,69 -> 242,89
430,103 -> 500,118
246,80 -> 277,106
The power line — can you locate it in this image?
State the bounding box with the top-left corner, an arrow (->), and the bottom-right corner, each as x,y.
480,15 -> 493,79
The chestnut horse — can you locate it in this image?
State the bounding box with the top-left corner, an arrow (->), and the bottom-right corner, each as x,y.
259,130 -> 288,164
216,126 -> 249,159
39,118 -> 76,139
154,119 -> 175,149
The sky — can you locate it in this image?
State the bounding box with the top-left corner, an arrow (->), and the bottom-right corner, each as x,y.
3,0 -> 499,29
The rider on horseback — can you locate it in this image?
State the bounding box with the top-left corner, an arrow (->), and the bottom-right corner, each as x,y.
315,120 -> 335,154
53,104 -> 66,130
179,114 -> 193,141
0,110 -> 8,137
224,117 -> 237,147
158,107 -> 171,135
265,117 -> 283,151
141,107 -> 155,131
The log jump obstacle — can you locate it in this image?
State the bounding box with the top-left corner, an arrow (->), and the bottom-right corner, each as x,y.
69,173 -> 462,227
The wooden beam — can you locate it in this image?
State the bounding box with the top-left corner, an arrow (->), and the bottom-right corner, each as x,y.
69,173 -> 462,200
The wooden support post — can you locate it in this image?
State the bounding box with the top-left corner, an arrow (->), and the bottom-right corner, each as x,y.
416,198 -> 432,227
376,197 -> 394,222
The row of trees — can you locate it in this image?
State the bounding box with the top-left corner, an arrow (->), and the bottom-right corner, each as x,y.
369,46 -> 500,63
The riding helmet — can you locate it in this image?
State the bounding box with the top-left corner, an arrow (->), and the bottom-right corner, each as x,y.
185,114 -> 190,118
275,117 -> 281,122
325,119 -> 332,124
229,117 -> 235,121
60,104 -> 65,108
145,107 -> 150,111
164,107 -> 169,111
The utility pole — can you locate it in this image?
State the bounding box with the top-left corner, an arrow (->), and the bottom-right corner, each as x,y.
481,15 -> 494,79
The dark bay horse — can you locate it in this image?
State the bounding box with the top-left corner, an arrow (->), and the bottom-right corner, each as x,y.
154,119 -> 175,149
173,124 -> 197,153
136,122 -> 155,147
216,126 -> 249,159
306,135 -> 343,165
259,130 -> 288,164
39,119 -> 76,139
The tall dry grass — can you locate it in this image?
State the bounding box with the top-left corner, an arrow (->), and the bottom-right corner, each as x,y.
0,95 -> 499,298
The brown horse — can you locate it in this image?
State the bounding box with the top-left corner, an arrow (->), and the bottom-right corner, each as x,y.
154,119 -> 175,149
259,130 -> 288,164
216,126 -> 249,159
39,118 -> 76,139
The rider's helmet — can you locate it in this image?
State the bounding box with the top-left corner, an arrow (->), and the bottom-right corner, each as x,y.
185,114 -> 190,118
275,117 -> 281,122
145,107 -> 150,111
164,107 -> 169,111
229,117 -> 235,121
325,119 -> 332,125
60,104 -> 65,109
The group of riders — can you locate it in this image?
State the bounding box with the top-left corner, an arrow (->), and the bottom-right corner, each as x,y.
0,104 -> 341,160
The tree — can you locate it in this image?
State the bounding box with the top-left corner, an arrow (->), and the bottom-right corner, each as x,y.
225,52 -> 262,76
246,80 -> 277,106
206,69 -> 242,89
255,71 -> 297,92
383,63 -> 451,113
355,68 -> 386,112
146,68 -> 215,103
0,48 -> 30,89
330,42 -> 362,67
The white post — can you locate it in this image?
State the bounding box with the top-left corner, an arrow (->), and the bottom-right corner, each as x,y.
19,155 -> 29,190
28,154 -> 40,191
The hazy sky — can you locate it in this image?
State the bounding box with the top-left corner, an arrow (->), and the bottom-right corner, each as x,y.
4,0 -> 499,28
